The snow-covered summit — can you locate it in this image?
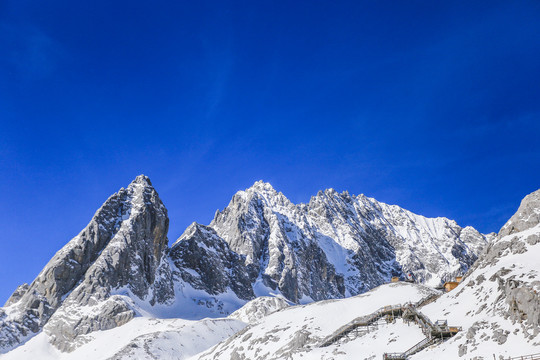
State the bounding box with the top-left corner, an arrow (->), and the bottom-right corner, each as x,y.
207,181 -> 490,303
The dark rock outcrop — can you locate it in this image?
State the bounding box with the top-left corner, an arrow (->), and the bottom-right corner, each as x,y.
169,223 -> 255,300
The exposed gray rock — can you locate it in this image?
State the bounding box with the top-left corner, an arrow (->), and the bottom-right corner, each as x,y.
229,296 -> 290,323
0,175 -> 173,353
210,181 -> 489,302
491,328 -> 509,345
499,189 -> 540,237
46,296 -> 136,352
506,279 -> 540,331
169,223 -> 255,300
458,343 -> 468,357
274,330 -> 312,358
210,184 -> 350,302
3,284 -> 29,308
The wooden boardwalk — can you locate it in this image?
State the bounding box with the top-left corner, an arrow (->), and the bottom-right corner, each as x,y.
317,293 -> 461,360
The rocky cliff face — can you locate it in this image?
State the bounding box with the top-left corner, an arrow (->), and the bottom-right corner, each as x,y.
0,175 -> 173,353
169,223 -> 255,301
210,183 -> 347,302
206,181 -> 490,302
499,189 -> 540,237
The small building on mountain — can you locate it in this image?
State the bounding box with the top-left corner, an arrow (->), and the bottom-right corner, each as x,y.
443,281 -> 459,292
442,275 -> 464,292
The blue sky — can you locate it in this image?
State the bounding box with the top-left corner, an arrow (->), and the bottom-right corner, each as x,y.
1,1 -> 539,303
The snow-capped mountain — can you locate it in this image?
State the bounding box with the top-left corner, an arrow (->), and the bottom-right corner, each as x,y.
192,188 -> 540,360
0,176 -> 493,356
209,180 -> 491,302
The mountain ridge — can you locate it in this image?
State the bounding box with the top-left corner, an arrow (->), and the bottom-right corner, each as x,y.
0,175 -> 492,355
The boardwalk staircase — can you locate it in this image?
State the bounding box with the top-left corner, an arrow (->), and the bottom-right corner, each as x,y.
504,354 -> 540,360
318,293 -> 460,360
319,304 -> 407,347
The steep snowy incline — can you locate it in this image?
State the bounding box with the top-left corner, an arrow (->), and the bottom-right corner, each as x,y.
196,282 -> 440,360
414,188 -> 540,359
0,316 -> 245,360
228,296 -> 291,324
0,175 -> 174,353
208,181 -> 490,302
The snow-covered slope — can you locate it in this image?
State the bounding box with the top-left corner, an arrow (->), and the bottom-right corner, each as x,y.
412,189 -> 540,359
0,316 -> 245,360
197,184 -> 540,360
228,296 -> 291,324
196,282 -> 440,360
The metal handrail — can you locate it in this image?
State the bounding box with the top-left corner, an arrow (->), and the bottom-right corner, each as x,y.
506,354 -> 540,360
320,303 -> 407,346
383,353 -> 406,360
404,336 -> 435,356
320,292 -> 461,358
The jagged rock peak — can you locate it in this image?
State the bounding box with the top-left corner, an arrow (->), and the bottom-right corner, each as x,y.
242,180 -> 284,202
169,222 -> 255,301
499,188 -> 540,237
250,179 -> 277,193
171,222 -> 214,247
208,180 -> 489,303
130,174 -> 153,187
0,174 -> 173,353
212,180 -> 294,227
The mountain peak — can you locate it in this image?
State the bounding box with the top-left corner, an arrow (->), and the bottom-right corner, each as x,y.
499,188 -> 540,237
0,175 -> 171,353
130,174 -> 153,187
249,180 -> 277,194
